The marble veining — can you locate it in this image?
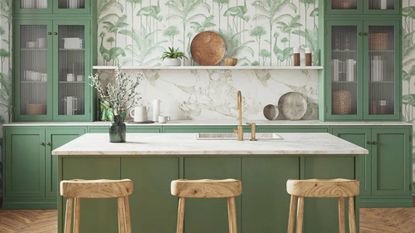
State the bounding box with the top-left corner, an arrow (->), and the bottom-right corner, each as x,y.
52,133 -> 369,156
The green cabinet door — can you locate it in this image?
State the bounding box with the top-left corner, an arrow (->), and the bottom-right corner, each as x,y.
121,158 -> 179,233
241,157 -> 299,233
332,127 -> 372,196
257,126 -> 328,133
371,127 -> 411,196
4,127 -> 46,207
59,157 -> 121,233
183,157 -> 242,233
45,127 -> 86,201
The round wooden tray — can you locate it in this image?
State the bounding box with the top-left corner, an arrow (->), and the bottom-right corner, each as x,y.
191,31 -> 226,66
278,92 -> 308,120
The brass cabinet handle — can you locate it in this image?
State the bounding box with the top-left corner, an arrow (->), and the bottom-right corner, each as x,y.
41,142 -> 46,146
47,32 -> 52,35
53,32 -> 58,35
47,142 -> 52,146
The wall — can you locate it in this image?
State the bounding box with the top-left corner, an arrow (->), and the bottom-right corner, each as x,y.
0,0 -> 11,127
97,0 -> 320,120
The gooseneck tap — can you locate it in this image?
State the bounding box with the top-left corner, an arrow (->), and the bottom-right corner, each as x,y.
235,90 -> 244,141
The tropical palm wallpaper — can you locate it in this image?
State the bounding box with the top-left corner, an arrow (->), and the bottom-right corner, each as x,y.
0,0 -> 11,125
97,0 -> 319,66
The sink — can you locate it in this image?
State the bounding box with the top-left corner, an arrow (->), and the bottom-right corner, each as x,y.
197,133 -> 283,140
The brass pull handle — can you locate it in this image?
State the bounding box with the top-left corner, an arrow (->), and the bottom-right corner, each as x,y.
54,32 -> 58,35
372,141 -> 377,145
47,142 -> 52,146
47,32 -> 52,35
41,142 -> 46,146
367,141 -> 373,145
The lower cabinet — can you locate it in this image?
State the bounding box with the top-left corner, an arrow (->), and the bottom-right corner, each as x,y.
333,126 -> 412,207
3,127 -> 86,208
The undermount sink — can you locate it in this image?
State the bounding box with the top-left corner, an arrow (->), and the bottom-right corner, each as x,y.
196,133 -> 283,141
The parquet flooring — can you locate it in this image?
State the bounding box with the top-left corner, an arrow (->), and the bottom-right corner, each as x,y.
0,208 -> 415,232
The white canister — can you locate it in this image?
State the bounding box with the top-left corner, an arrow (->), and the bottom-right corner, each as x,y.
37,38 -> 46,48
158,115 -> 169,124
152,99 -> 160,122
67,73 -> 75,82
129,106 -> 148,123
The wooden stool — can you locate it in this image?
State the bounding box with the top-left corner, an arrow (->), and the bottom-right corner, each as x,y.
171,179 -> 242,233
60,179 -> 134,233
286,179 -> 359,233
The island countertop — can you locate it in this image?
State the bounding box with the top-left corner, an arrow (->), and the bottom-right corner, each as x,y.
52,133 -> 368,156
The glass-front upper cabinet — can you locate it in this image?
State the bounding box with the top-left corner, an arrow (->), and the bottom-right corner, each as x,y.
364,21 -> 400,120
15,21 -> 53,121
328,21 -> 363,120
328,0 -> 400,14
15,0 -> 90,14
53,21 -> 91,120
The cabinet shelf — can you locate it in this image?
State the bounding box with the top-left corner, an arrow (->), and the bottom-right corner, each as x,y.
59,81 -> 85,84
21,48 -> 47,51
59,48 -> 85,51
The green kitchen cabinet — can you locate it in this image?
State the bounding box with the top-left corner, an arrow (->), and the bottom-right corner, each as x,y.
45,127 -> 86,202
183,157 -> 242,233
14,18 -> 93,122
332,126 -> 412,207
3,126 -> 86,208
14,0 -> 91,15
326,0 -> 400,15
320,1 -> 402,121
4,127 -> 46,208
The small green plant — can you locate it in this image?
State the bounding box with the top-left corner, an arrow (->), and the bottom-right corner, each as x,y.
161,47 -> 187,60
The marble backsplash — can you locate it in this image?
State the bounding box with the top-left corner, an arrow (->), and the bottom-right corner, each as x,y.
98,69 -> 319,121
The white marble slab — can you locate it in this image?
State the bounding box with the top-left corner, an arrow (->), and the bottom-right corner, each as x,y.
52,133 -> 368,156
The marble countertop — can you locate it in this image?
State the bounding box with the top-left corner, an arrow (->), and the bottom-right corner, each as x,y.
52,133 -> 369,156
3,120 -> 412,126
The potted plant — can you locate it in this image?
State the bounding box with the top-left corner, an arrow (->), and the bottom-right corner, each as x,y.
89,68 -> 143,143
161,47 -> 187,66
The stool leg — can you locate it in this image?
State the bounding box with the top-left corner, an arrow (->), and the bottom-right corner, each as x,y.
64,198 -> 74,233
287,195 -> 297,233
348,197 -> 356,233
118,197 -> 126,233
123,196 -> 132,233
73,198 -> 81,233
176,197 -> 186,233
296,197 -> 304,233
338,197 -> 345,233
227,197 -> 238,233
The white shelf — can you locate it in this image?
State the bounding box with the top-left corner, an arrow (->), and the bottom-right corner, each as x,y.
92,65 -> 324,71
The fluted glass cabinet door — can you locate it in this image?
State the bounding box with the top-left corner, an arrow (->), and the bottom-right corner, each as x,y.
327,21 -> 363,120
15,21 -> 53,121
53,21 -> 91,120
16,0 -> 51,13
328,0 -> 363,14
55,0 -> 90,14
364,21 -> 400,120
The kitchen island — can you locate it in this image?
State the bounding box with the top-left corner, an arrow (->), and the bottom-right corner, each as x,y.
53,133 -> 368,233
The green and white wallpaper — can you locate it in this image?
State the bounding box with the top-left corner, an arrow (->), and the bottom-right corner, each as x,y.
97,0 -> 318,66
0,0 -> 11,126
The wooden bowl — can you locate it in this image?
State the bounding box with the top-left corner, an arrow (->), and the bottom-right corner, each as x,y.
26,103 -> 45,115
191,31 -> 226,66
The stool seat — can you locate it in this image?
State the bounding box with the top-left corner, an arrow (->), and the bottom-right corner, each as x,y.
60,179 -> 133,198
287,179 -> 360,198
171,179 -> 242,198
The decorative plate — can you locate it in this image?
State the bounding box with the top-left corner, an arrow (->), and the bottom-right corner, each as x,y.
263,104 -> 279,121
191,31 -> 226,65
278,92 -> 308,120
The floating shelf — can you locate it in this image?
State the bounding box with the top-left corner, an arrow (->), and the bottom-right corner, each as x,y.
92,65 -> 324,71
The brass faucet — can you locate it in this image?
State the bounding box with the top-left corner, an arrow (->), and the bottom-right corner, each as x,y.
247,123 -> 257,141
235,90 -> 244,141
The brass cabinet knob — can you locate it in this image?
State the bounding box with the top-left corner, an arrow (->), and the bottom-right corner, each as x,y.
41,142 -> 46,146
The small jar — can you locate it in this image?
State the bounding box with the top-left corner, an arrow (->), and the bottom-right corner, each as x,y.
292,48 -> 300,66
305,48 -> 312,66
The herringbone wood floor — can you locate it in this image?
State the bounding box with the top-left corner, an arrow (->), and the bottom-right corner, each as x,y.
0,208 -> 414,232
